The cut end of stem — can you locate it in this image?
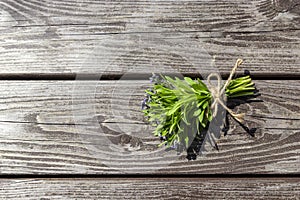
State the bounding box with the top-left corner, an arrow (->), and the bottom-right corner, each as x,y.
231,112 -> 245,124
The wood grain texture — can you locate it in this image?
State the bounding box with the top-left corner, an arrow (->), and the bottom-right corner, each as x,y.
0,0 -> 299,76
0,178 -> 299,199
0,80 -> 299,174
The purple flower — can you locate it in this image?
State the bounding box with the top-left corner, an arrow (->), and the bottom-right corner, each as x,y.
141,98 -> 149,110
150,73 -> 164,84
170,141 -> 179,149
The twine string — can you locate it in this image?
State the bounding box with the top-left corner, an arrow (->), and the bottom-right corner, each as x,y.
207,59 -> 245,123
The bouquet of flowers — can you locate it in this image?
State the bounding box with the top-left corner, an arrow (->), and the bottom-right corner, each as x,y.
142,59 -> 257,158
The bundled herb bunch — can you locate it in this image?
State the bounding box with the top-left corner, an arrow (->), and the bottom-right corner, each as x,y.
142,59 -> 256,155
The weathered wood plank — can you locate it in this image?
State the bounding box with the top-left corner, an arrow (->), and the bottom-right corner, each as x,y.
0,0 -> 299,76
0,178 -> 299,199
0,80 -> 299,174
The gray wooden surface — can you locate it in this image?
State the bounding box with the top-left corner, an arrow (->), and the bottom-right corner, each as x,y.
0,0 -> 299,198
0,80 -> 299,174
0,178 -> 299,199
0,0 -> 299,76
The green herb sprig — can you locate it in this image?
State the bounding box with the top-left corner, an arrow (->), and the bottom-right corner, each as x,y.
142,59 -> 256,151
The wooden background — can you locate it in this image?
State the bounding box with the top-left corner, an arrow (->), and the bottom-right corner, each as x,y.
0,0 -> 299,198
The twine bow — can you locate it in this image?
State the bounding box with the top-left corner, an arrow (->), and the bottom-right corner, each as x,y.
207,59 -> 245,123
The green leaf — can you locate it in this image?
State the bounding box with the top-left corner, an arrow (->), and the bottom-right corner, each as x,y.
166,101 -> 182,116
193,109 -> 202,117
185,137 -> 189,147
184,77 -> 196,86
199,110 -> 205,123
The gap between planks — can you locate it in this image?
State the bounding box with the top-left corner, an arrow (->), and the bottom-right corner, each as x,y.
0,73 -> 299,80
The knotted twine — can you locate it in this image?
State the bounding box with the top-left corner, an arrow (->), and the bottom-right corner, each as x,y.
207,59 -> 245,123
